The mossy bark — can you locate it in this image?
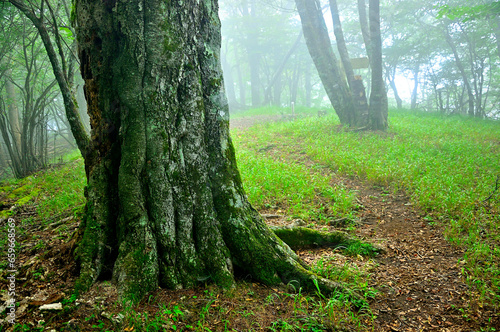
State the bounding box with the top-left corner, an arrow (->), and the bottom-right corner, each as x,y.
74,0 -> 344,302
271,226 -> 354,251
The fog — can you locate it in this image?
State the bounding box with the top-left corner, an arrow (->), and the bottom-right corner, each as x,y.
219,0 -> 500,118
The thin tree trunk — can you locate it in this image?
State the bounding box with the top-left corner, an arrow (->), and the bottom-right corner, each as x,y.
385,63 -> 402,109
368,0 -> 387,130
4,70 -> 22,163
221,52 -> 238,107
410,63 -> 419,109
389,79 -> 403,109
264,30 -> 303,105
492,16 -> 500,58
357,0 -> 371,60
295,0 -> 354,125
330,0 -> 369,127
0,136 -> 8,171
243,0 -> 261,107
304,64 -> 311,107
444,27 -> 475,117
75,0 -> 344,303
234,47 -> 246,107
9,0 -> 90,158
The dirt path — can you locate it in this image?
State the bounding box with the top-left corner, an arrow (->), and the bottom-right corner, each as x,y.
353,184 -> 475,331
232,115 -> 500,331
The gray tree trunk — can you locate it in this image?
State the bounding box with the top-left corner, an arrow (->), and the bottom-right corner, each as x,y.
305,64 -> 311,107
368,0 -> 388,130
75,0 -> 342,302
0,137 -> 8,173
4,70 -> 22,165
444,27 -> 475,117
295,0 -> 354,125
330,0 -> 369,127
221,52 -> 238,107
357,0 -> 371,60
9,0 -> 91,158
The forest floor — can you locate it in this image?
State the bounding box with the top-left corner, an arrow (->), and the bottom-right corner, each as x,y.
0,114 -> 498,331
231,115 -> 500,331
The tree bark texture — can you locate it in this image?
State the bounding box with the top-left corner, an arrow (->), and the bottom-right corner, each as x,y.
295,0 -> 354,125
330,0 -> 369,127
368,0 -> 388,130
75,0 -> 342,302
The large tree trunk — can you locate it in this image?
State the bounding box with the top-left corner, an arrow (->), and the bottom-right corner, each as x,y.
295,0 -> 354,125
368,0 -> 388,130
75,0 -> 342,303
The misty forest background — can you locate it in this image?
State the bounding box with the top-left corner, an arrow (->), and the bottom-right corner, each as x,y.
0,0 -> 499,180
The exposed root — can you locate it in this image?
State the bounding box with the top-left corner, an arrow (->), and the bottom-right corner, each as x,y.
271,226 -> 356,250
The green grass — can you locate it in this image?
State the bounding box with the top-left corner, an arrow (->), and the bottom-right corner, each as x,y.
232,143 -> 357,223
234,108 -> 500,305
230,105 -> 329,119
0,151 -> 85,250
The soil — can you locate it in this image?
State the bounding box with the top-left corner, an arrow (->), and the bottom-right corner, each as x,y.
0,115 -> 498,331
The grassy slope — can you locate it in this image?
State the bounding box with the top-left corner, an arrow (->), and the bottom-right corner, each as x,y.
233,109 -> 500,304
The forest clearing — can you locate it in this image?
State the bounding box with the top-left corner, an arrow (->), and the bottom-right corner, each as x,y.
1,0 -> 500,330
1,109 -> 499,331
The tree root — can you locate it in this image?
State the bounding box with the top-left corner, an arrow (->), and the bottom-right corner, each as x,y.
271,226 -> 379,252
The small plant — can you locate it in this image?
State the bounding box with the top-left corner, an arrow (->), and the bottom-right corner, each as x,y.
92,320 -> 105,329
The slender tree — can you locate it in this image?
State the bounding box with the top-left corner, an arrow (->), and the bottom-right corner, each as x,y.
368,0 -> 388,129
7,0 -> 91,158
295,0 -> 354,125
296,0 -> 387,129
330,0 -> 369,127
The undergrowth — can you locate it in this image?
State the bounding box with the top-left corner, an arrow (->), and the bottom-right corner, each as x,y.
0,151 -> 85,250
233,147 -> 357,223
3,106 -> 498,330
237,108 -> 500,305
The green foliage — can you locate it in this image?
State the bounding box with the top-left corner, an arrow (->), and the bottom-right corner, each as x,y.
0,150 -> 85,220
231,106 -> 327,119
0,151 -> 85,254
437,2 -> 500,21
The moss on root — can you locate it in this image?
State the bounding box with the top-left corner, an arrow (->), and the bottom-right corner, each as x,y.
271,226 -> 382,256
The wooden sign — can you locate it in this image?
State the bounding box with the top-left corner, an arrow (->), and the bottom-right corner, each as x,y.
350,57 -> 370,69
